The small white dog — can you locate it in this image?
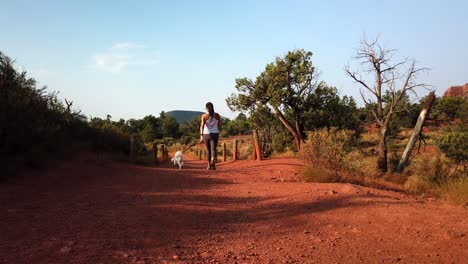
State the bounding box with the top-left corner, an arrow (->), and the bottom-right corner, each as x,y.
171,151 -> 184,169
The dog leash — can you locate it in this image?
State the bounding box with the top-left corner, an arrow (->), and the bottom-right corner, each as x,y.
182,141 -> 198,153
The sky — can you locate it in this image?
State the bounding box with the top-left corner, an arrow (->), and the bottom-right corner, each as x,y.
1,0 -> 467,120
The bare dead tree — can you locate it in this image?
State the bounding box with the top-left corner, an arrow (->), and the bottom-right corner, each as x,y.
345,36 -> 428,173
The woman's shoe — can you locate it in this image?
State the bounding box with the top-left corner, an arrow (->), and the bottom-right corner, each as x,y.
210,163 -> 216,170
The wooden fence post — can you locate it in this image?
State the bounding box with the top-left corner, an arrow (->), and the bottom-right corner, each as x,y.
164,146 -> 169,160
233,139 -> 238,161
130,135 -> 136,163
160,145 -> 165,162
253,129 -> 261,161
152,142 -> 158,165
222,142 -> 227,162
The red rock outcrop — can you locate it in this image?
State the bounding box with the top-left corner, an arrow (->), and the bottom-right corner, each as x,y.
443,84 -> 468,98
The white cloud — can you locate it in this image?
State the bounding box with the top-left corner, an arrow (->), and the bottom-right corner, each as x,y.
111,42 -> 141,50
93,53 -> 130,73
91,42 -> 159,73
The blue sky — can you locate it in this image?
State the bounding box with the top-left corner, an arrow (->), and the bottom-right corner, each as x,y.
1,0 -> 467,119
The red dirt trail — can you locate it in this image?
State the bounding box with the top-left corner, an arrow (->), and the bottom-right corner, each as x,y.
1,156 -> 467,264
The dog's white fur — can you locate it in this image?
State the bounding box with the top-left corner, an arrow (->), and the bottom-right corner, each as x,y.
171,151 -> 184,169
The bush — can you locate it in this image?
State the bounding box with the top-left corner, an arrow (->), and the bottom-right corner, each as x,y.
404,154 -> 456,194
0,51 -> 134,174
441,178 -> 468,206
299,128 -> 356,171
404,175 -> 434,195
436,125 -> 468,163
432,97 -> 466,121
272,132 -> 296,153
1,51 -> 90,173
301,165 -> 336,183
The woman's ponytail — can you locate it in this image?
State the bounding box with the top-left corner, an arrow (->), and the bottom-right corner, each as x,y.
206,102 -> 214,118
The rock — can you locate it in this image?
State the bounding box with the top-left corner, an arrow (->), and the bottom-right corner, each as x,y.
173,255 -> 179,260
328,190 -> 337,195
342,184 -> 362,194
277,247 -> 282,251
303,230 -> 310,234
59,246 -> 71,253
445,230 -> 465,239
123,253 -> 129,258
443,84 -> 468,98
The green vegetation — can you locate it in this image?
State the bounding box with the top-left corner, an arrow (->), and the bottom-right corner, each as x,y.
227,49 -> 361,154
2,39 -> 467,206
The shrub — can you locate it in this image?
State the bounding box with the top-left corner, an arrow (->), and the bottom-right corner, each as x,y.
301,165 -> 336,183
441,178 -> 468,206
1,51 -> 89,173
404,175 -> 434,195
299,128 -> 356,171
436,125 -> 468,164
404,154 -> 455,194
272,132 -> 296,153
432,97 -> 466,121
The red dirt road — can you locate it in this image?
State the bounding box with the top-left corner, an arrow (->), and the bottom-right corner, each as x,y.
1,157 -> 467,263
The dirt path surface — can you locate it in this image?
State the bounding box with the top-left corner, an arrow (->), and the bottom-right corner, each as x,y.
1,157 -> 467,264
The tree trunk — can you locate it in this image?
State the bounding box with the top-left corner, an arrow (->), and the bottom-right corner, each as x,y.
295,119 -> 303,143
273,106 -> 301,150
397,91 -> 436,172
376,127 -> 388,173
252,129 -> 262,161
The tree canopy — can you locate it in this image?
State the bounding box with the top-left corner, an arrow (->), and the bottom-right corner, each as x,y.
227,49 -> 360,150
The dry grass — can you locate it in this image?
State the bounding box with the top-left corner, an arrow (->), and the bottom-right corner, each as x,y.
272,150 -> 297,159
404,175 -> 435,195
301,165 -> 336,183
441,178 -> 468,206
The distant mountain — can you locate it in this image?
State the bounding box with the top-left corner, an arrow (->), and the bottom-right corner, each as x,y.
166,110 -> 204,123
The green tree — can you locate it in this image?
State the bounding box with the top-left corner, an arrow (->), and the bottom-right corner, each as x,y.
224,113 -> 252,136
227,49 -> 321,150
140,115 -> 161,143
303,86 -> 360,131
179,116 -> 201,142
437,125 -> 468,164
432,97 -> 466,121
159,111 -> 179,138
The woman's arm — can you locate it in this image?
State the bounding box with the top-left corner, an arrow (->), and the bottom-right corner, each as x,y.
200,115 -> 205,142
216,113 -> 221,129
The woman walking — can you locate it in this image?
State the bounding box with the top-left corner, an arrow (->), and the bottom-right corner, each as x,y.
200,102 -> 221,170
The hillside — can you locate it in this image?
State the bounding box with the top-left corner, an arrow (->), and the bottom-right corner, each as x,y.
166,110 -> 204,123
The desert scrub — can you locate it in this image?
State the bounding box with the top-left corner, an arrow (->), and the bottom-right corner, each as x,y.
440,177 -> 468,206
299,128 -> 357,182
436,124 -> 468,164
301,165 -> 336,183
404,154 -> 458,195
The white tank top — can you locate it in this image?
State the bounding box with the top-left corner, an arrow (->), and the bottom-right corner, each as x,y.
203,115 -> 219,134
